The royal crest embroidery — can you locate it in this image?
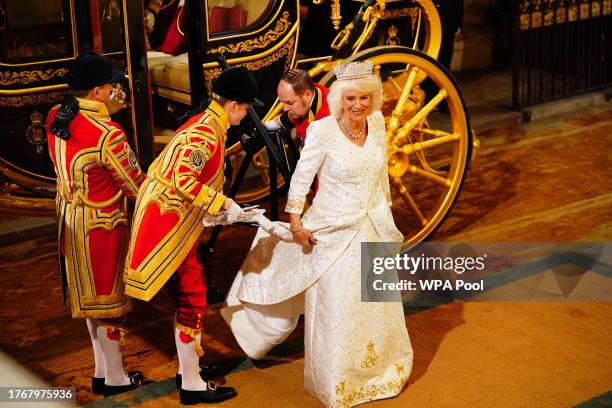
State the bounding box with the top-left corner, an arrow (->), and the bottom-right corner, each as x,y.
188,149 -> 206,172
335,380 -> 346,396
26,111 -> 46,155
127,148 -> 139,169
361,340 -> 379,368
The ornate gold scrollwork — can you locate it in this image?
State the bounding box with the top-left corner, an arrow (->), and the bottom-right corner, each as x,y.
333,375 -> 409,408
242,36 -> 294,72
381,7 -> 419,37
207,12 -> 290,55
0,92 -> 64,108
204,36 -> 295,90
0,68 -> 68,86
380,7 -> 418,20
204,68 -> 222,93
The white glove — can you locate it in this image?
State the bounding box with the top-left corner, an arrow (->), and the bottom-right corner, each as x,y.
202,203 -> 264,227
249,212 -> 294,242
224,201 -> 244,223
145,10 -> 155,31
264,120 -> 282,131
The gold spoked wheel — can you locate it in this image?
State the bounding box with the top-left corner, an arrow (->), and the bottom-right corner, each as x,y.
321,46 -> 472,244
230,0 -> 445,205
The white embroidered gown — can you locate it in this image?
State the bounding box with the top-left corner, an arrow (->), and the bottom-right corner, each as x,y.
222,111 -> 413,408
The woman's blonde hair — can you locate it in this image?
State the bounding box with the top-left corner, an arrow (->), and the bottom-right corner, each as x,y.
326,74 -> 383,118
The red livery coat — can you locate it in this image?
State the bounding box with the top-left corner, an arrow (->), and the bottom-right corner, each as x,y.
47,98 -> 145,319
124,100 -> 228,301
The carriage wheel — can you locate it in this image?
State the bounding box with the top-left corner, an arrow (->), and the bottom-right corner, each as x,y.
320,46 -> 472,244
224,143 -> 287,204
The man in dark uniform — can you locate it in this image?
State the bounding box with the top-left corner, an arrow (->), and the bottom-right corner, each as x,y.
264,69 -> 330,147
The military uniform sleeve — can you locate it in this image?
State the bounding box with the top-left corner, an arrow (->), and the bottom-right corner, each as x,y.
172,126 -> 226,215
285,120 -> 326,214
102,128 -> 145,199
278,112 -> 296,130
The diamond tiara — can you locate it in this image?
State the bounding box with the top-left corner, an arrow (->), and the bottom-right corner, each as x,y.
333,60 -> 374,81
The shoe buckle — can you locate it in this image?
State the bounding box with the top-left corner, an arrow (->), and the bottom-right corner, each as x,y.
207,381 -> 217,391
128,371 -> 144,385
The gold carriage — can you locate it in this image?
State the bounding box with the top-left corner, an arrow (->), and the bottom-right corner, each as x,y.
0,0 -> 475,244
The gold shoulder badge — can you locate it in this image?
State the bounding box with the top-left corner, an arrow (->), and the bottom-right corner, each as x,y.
188,149 -> 206,172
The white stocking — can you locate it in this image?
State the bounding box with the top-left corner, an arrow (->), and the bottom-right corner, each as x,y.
175,327 -> 206,391
96,325 -> 130,386
173,315 -> 182,376
86,319 -> 106,378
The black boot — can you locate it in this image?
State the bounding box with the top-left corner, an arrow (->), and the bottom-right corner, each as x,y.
180,381 -> 237,405
91,377 -> 105,395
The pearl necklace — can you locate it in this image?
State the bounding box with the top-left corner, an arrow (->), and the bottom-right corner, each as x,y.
341,114 -> 364,140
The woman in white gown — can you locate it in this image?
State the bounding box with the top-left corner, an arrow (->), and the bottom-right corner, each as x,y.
222,61 -> 413,408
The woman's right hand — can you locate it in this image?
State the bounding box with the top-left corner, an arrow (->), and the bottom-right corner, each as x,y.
292,228 -> 317,249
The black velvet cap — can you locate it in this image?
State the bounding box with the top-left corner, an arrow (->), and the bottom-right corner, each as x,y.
66,51 -> 126,91
212,66 -> 263,107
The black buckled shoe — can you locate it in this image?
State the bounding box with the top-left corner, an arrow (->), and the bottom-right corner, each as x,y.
179,381 -> 237,405
103,371 -> 146,397
175,363 -> 224,389
92,377 -> 105,395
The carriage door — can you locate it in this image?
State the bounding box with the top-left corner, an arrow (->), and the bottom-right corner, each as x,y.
0,0 -> 152,215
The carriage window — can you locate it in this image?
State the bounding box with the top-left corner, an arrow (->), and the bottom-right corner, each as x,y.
0,0 -> 73,62
207,0 -> 274,36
